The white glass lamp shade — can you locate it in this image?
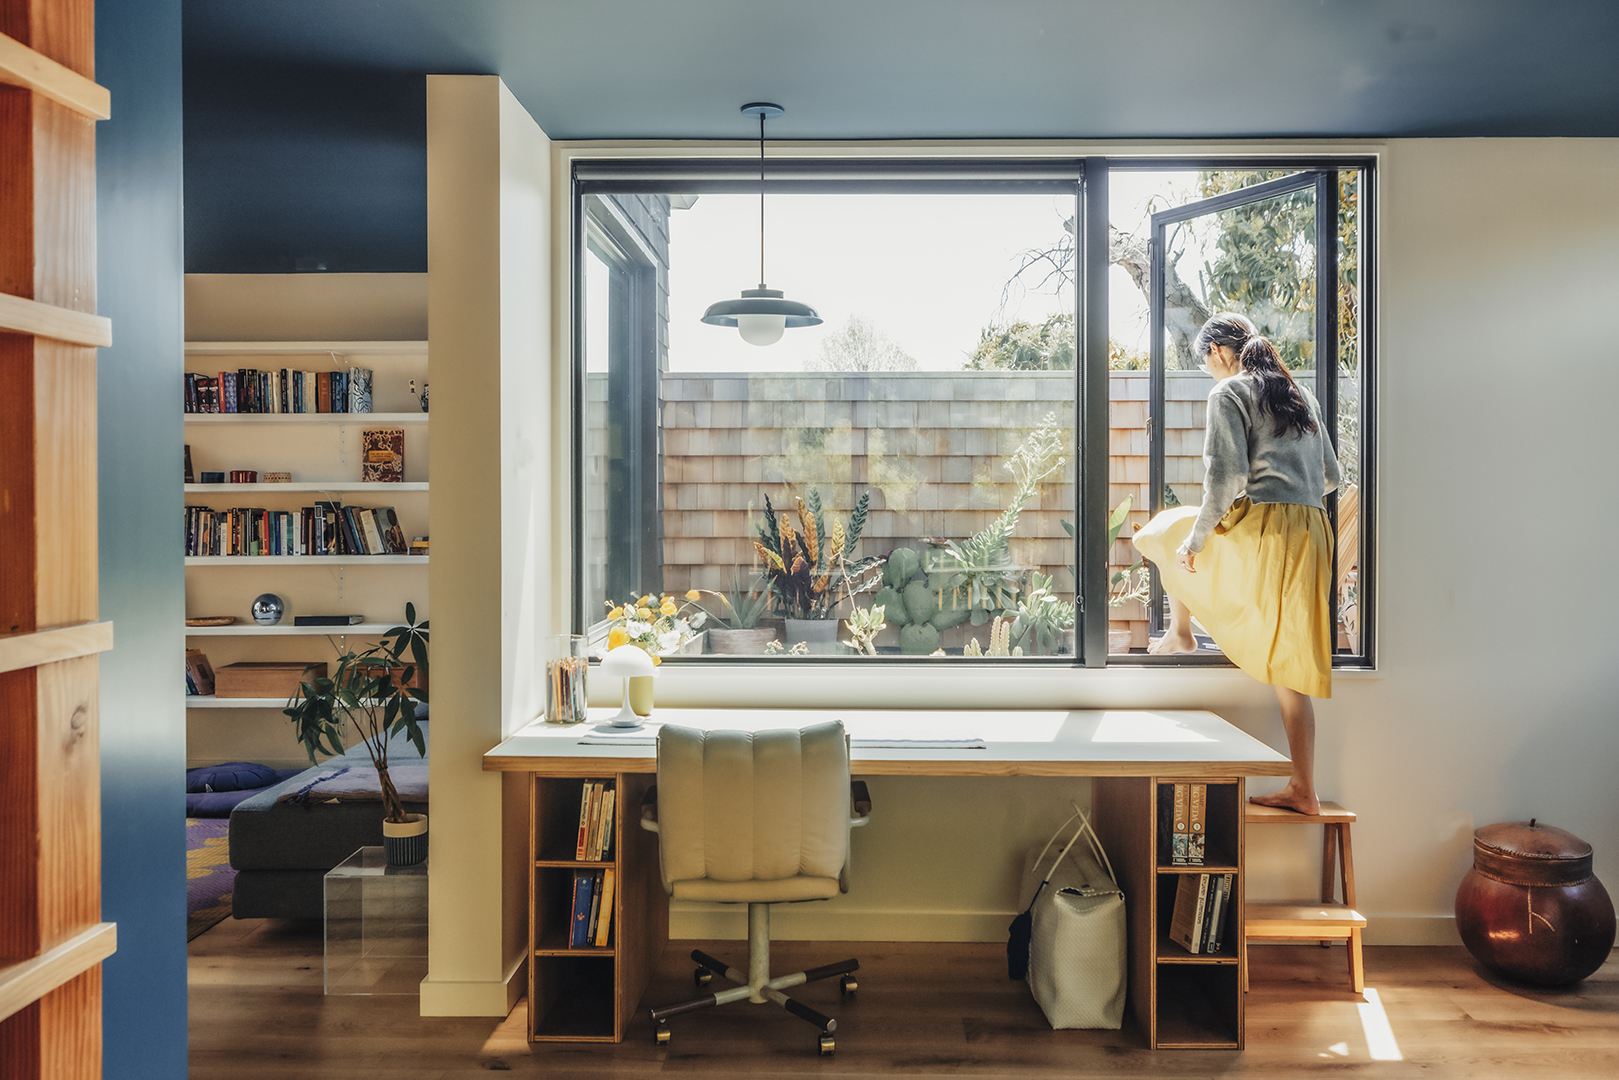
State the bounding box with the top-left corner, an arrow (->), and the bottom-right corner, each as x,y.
736,313 -> 786,346
599,645 -> 655,728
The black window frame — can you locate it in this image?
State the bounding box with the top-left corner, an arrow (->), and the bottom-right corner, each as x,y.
569,154 -> 1376,670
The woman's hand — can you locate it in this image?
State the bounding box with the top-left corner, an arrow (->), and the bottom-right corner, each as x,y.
1176,544 -> 1197,574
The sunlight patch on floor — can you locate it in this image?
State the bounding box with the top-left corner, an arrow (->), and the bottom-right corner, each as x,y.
1357,987 -> 1403,1061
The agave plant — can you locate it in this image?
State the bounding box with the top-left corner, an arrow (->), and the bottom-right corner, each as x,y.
282,604 -> 428,824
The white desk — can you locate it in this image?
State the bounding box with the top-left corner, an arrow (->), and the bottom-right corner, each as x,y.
484,708 -> 1290,1050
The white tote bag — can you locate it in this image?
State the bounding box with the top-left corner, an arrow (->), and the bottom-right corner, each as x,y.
1019,806 -> 1127,1029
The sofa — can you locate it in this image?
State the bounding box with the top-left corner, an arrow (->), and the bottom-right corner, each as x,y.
228,720 -> 429,919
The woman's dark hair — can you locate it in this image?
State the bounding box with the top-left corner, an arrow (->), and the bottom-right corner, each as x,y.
1193,312 -> 1256,358
1195,313 -> 1316,438
1238,336 -> 1317,438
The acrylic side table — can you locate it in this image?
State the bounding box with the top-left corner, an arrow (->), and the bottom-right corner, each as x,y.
324,846 -> 428,995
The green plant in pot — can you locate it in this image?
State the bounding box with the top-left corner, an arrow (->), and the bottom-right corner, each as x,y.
754,488 -> 881,649
283,604 -> 430,865
693,573 -> 777,655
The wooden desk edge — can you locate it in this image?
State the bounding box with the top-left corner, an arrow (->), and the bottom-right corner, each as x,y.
482,754 -> 1292,777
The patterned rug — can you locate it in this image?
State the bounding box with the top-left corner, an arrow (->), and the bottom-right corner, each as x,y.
187,818 -> 235,940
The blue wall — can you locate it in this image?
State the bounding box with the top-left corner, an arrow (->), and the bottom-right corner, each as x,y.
184,57 -> 426,272
97,0 -> 188,1074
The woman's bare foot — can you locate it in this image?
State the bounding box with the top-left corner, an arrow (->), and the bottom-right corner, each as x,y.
1148,629 -> 1199,654
1249,784 -> 1321,816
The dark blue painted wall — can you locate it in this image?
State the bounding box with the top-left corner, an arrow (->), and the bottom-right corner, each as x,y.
184,57 -> 426,272
97,0 -> 188,1075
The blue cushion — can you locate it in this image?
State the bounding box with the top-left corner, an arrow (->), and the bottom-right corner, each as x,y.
187,761 -> 280,793
186,770 -> 302,818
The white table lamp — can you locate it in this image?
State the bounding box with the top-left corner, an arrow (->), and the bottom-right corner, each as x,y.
598,644 -> 656,728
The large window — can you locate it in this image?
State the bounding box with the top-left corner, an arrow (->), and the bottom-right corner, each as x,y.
573,157 -> 1373,667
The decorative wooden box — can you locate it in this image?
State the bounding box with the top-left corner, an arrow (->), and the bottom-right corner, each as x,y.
214,661 -> 326,698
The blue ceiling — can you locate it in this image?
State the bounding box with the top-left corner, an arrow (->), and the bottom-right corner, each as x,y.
181,0 -> 1619,273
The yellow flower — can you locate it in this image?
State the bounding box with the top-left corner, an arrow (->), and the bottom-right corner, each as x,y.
660,598 -> 678,616
640,593 -> 656,606
685,589 -> 701,601
637,607 -> 651,621
651,654 -> 662,666
607,606 -> 623,620
607,627 -> 629,650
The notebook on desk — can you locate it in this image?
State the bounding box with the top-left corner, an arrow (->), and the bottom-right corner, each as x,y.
578,717 -> 986,749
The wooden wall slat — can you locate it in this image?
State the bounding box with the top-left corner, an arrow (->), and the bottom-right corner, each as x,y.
33,341 -> 96,626
0,32 -> 109,119
31,96 -> 94,312
0,621 -> 112,674
36,656 -> 98,942
0,667 -> 40,961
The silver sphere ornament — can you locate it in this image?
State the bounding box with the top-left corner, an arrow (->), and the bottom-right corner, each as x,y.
251,593 -> 285,626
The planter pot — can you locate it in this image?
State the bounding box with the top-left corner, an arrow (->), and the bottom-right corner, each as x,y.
1107,628 -> 1133,654
383,813 -> 429,867
783,617 -> 841,655
706,626 -> 780,655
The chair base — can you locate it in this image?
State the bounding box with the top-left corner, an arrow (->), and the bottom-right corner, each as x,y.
649,903 -> 859,1054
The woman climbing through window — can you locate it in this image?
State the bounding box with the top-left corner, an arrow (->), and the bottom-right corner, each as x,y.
1133,313 -> 1340,815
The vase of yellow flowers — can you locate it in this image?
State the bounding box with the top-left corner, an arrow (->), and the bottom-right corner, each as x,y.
602,591 -> 708,661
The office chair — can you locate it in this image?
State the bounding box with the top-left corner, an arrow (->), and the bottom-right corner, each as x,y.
640,720 -> 872,1055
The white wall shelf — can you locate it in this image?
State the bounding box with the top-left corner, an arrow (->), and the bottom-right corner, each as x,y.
184,482 -> 429,494
184,555 -> 427,566
184,340 -> 427,355
184,623 -> 399,637
185,695 -> 289,709
183,412 -> 428,425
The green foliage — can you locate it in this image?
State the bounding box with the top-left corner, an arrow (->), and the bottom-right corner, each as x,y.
902,580 -> 938,625
898,622 -> 940,655
754,489 -> 879,619
703,573 -> 772,630
842,604 -> 887,656
1009,572 -> 1076,656
883,546 -> 920,589
872,585 -> 909,626
964,313 -> 1074,371
282,604 -> 428,824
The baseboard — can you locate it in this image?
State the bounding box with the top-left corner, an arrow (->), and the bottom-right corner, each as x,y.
672,906 -> 1464,947
418,954 -> 527,1016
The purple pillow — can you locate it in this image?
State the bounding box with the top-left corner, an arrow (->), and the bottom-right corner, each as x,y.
186,761 -> 279,793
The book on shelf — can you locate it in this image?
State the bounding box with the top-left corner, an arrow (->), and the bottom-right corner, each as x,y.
184,444 -> 194,484
184,367 -> 377,414
1204,872 -> 1234,954
574,782 -> 596,860
185,501 -> 411,557
593,868 -> 616,947
569,871 -> 595,948
1169,872 -> 1211,954
1170,782 -> 1189,866
1187,782 -> 1207,865
348,367 -> 373,413
409,536 -> 429,556
292,614 -> 365,626
361,428 -> 405,482
184,649 -> 215,696
592,788 -> 616,862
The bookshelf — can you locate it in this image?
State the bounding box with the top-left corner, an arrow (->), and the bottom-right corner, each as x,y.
527,773 -> 664,1042
1094,776 -> 1246,1050
183,340 -> 429,766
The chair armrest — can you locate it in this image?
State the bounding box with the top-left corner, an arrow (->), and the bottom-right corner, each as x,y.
850,780 -> 872,827
639,784 -> 659,833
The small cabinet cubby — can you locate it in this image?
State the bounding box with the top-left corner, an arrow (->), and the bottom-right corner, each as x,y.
527,772 -> 665,1042
1093,775 -> 1247,1050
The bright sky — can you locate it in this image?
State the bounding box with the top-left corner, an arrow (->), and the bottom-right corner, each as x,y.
660,174 -> 1203,372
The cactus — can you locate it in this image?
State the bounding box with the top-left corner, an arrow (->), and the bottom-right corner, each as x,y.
898,622 -> 940,655
871,586 -> 909,626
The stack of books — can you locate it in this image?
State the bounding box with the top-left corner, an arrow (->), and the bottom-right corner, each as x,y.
183,502 -> 411,557
183,367 -> 374,414
568,868 -> 616,949
1168,782 -> 1207,866
1169,872 -> 1235,955
576,781 -> 616,862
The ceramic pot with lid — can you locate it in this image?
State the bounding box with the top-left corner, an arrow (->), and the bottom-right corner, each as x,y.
1455,818 -> 1615,986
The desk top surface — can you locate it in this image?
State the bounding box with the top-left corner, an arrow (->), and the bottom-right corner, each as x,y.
483,708 -> 1290,778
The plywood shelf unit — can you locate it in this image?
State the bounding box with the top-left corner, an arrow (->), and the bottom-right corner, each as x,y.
1093,775 -> 1247,1050
527,774 -> 665,1043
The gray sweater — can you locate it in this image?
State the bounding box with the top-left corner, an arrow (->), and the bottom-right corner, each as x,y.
1184,374 -> 1341,553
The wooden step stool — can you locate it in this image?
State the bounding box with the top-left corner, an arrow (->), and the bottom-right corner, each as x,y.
1244,801 -> 1366,993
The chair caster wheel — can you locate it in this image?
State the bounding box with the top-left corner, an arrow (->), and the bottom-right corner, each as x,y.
818,1033 -> 836,1056
840,974 -> 858,997
694,966 -> 712,987
655,1021 -> 670,1046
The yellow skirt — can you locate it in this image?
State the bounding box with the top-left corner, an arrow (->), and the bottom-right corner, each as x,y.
1132,499 -> 1333,699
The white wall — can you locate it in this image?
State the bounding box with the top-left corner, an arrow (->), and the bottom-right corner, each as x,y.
423,75 -> 552,1017
555,138 -> 1619,947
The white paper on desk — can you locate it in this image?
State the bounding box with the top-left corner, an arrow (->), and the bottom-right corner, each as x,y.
578,717 -> 985,749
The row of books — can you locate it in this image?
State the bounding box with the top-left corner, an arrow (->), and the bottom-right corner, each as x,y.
1169,871 -> 1234,955
576,781 -> 616,861
569,869 -> 616,948
184,368 -> 373,414
1169,782 -> 1209,866
183,502 -> 411,557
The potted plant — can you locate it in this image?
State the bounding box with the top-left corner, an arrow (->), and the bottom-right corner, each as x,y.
283,604 -> 430,865
753,488 -> 882,651
693,574 -> 777,655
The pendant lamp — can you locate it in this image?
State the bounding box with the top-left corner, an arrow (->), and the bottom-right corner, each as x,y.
701,103 -> 821,346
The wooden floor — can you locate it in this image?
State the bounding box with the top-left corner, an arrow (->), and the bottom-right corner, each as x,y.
189,918 -> 1618,1078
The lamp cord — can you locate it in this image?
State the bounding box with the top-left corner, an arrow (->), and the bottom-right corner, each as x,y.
758,110 -> 766,286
